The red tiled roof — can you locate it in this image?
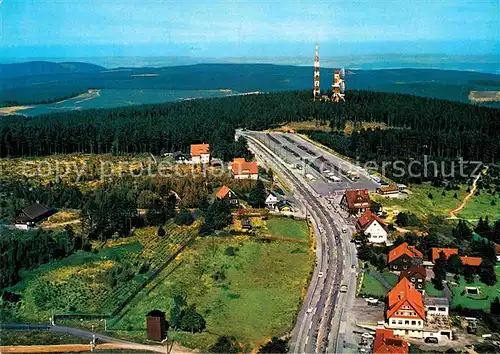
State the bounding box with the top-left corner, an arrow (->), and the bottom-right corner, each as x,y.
231,159 -> 258,175
355,210 -> 387,232
399,265 -> 426,281
344,189 -> 371,210
495,244 -> 500,255
387,278 -> 425,321
431,248 -> 458,263
377,185 -> 399,194
190,144 -> 210,156
460,256 -> 482,267
388,242 -> 423,264
373,328 -> 409,354
216,185 -> 232,200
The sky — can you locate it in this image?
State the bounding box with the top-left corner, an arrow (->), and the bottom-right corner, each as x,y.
1,0 -> 499,58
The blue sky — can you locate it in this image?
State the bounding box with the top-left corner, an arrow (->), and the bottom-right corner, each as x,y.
1,0 -> 499,58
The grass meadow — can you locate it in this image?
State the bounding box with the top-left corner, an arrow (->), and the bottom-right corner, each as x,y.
5,223 -> 196,322
450,266 -> 500,312
113,234 -> 313,350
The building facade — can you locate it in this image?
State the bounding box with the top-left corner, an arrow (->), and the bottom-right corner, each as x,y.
355,210 -> 388,243
190,144 -> 210,164
388,243 -> 424,271
399,266 -> 426,292
386,278 -> 425,338
340,189 -> 371,215
231,158 -> 258,180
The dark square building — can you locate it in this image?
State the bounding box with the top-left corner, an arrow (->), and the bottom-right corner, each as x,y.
146,310 -> 167,342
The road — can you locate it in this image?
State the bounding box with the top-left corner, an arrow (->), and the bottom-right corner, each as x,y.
238,131 -> 361,354
0,323 -> 184,353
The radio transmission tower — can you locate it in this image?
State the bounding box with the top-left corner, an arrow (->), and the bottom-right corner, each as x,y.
332,68 -> 346,102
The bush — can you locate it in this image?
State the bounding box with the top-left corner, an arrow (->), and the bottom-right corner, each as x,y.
224,246 -> 238,256
395,212 -> 422,227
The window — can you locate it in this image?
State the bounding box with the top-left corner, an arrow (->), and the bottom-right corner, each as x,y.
392,320 -> 396,324
405,320 -> 409,325
438,307 -> 446,312
398,320 -> 403,324
429,307 -> 436,311
411,321 -> 416,325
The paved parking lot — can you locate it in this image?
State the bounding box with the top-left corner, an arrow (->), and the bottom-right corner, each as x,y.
253,132 -> 380,196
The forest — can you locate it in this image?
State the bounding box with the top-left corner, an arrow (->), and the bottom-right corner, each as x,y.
1,90 -> 499,165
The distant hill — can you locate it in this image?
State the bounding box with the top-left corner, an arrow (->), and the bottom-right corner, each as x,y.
0,61 -> 104,79
0,62 -> 499,106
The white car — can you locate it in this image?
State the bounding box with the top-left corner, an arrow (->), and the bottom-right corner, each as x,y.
361,333 -> 374,339
318,272 -> 324,278
306,307 -> 314,314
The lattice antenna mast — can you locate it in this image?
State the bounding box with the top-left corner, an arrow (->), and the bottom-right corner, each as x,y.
313,42 -> 320,100
332,68 -> 346,103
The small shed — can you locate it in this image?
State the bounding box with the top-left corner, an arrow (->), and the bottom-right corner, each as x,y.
146,310 -> 167,342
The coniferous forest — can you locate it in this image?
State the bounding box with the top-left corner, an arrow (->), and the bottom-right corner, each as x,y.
1,90 -> 499,163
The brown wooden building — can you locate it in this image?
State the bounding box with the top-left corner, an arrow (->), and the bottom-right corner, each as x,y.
388,242 -> 424,271
399,265 -> 426,292
146,310 -> 167,342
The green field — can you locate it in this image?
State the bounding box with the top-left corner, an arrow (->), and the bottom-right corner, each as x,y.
425,282 -> 445,297
373,183 -> 468,220
458,192 -> 500,221
4,223 -> 196,322
449,266 -> 500,311
381,272 -> 399,287
112,237 -> 313,350
359,272 -> 389,298
265,217 -> 309,241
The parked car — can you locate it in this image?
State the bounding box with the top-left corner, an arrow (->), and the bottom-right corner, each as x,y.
318,272 -> 324,278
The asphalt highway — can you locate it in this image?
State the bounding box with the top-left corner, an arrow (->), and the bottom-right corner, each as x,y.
239,131 -> 360,354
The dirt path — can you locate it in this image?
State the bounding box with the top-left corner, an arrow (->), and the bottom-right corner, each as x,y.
449,167 -> 487,218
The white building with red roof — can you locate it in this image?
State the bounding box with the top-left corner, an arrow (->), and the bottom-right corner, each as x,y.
386,278 -> 425,337
355,210 -> 388,243
230,158 -> 258,180
190,143 -> 210,164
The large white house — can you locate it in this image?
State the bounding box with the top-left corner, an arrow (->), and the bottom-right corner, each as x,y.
386,278 -> 425,338
190,144 -> 210,164
231,158 -> 258,180
355,210 -> 388,243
